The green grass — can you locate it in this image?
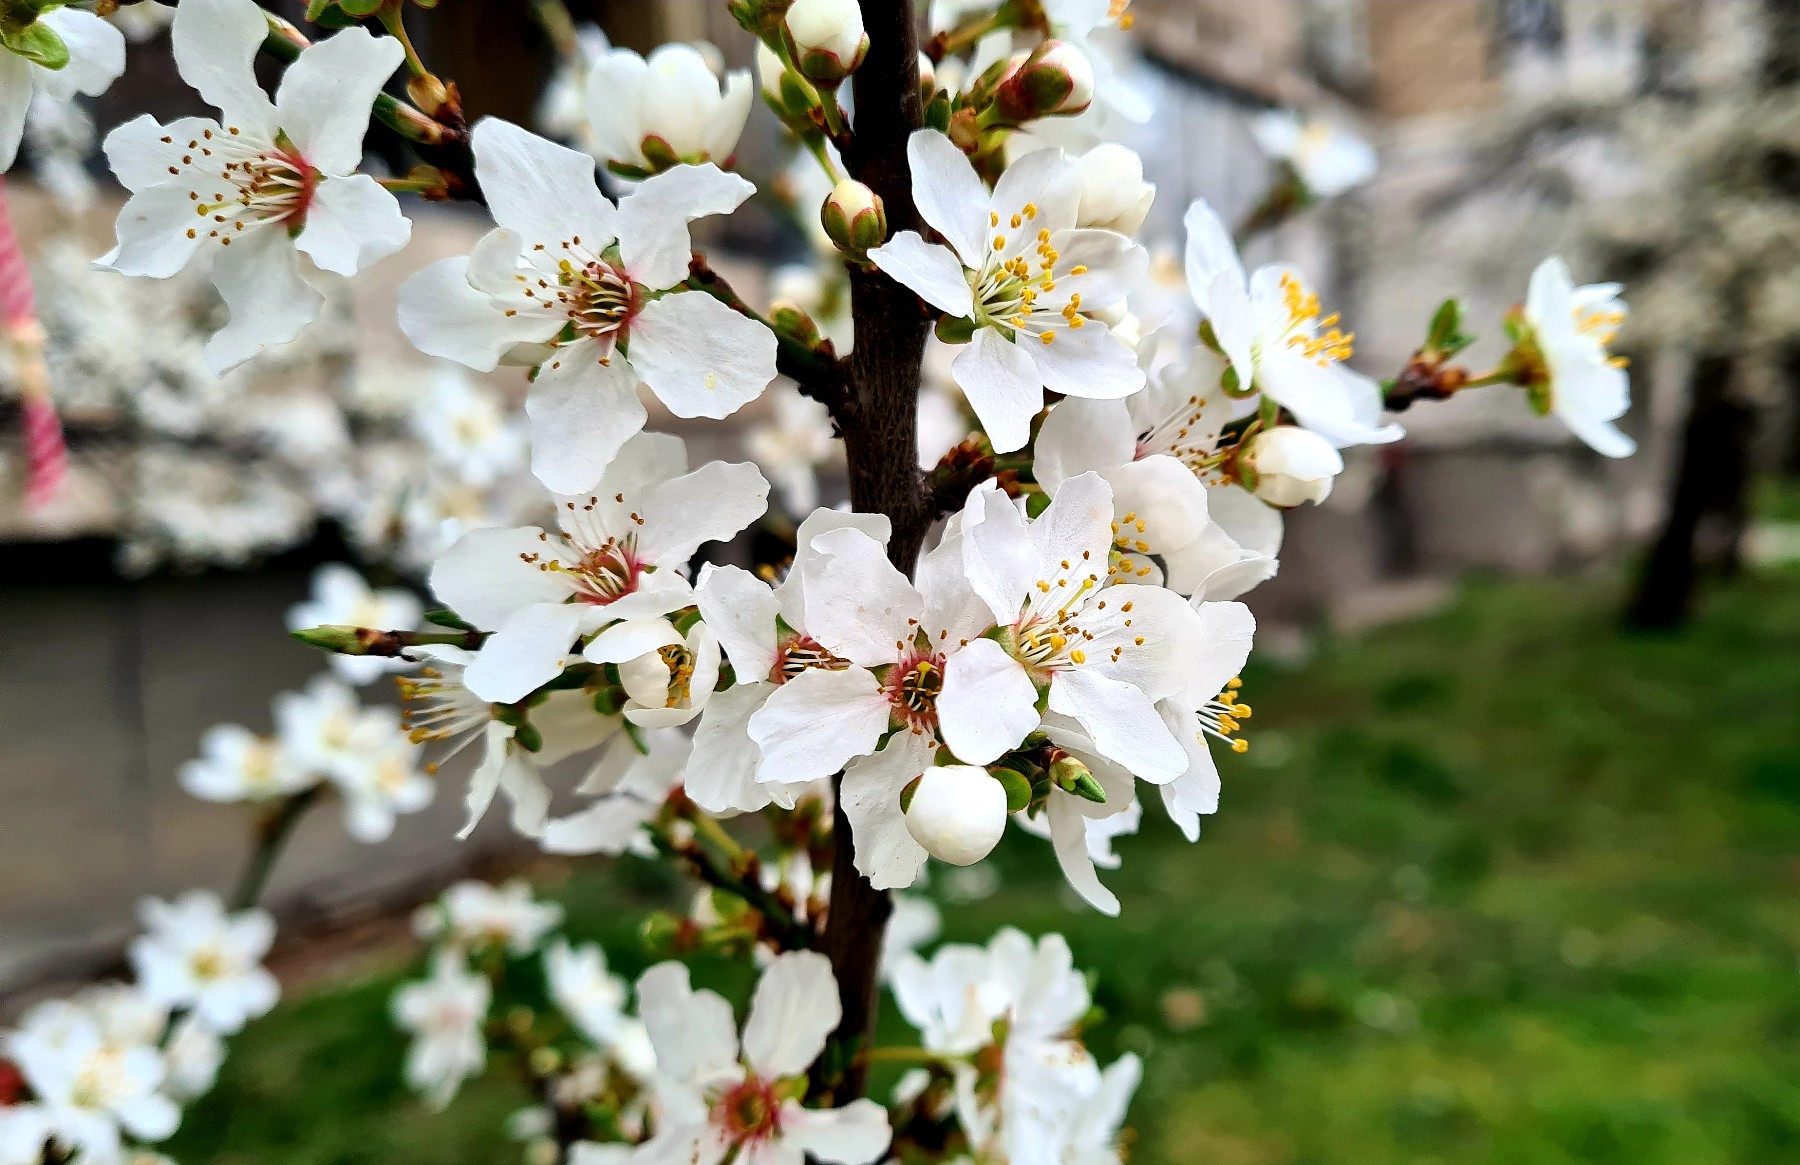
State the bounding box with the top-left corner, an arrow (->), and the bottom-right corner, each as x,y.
166,567 -> 1800,1165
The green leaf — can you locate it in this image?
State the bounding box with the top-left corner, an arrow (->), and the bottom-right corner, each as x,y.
1425,298 -> 1462,350
3,18 -> 68,70
423,607 -> 473,630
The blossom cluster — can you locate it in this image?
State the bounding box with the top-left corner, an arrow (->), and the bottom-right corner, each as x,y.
0,891 -> 277,1165
0,0 -> 1643,1162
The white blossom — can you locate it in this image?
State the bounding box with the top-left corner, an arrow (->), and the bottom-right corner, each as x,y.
1520,256 -> 1635,457
587,614 -> 721,728
427,431 -> 768,704
409,367 -> 530,488
415,878 -> 563,957
178,723 -> 315,804
943,476 -> 1204,782
0,3 -> 125,170
128,891 -> 278,1035
1183,198 -> 1398,448
635,952 -> 892,1165
399,119 -> 777,493
545,939 -> 630,1049
324,705 -> 435,843
869,130 -> 1147,452
1033,351 -> 1283,600
6,1008 -> 178,1165
584,41 -> 751,174
97,0 -> 410,372
1251,110 -> 1377,200
392,950 -> 490,1110
1238,425 -> 1342,508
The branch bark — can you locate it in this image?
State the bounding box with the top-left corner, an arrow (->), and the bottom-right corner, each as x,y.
812,0 -> 931,1105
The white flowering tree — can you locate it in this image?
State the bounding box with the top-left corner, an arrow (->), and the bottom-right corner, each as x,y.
0,1 -> 1642,1162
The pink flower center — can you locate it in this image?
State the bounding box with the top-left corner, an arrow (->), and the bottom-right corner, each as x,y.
178,127 -> 319,247
883,647 -> 945,733
713,1076 -> 782,1145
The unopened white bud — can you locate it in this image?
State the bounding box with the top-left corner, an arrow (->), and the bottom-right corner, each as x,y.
904,765 -> 1009,866
918,50 -> 937,96
785,0 -> 869,86
821,178 -> 887,254
1240,426 -> 1343,508
1074,144 -> 1155,235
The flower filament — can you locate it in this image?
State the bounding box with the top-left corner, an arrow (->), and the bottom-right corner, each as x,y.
1196,676 -> 1252,754
174,127 -> 318,246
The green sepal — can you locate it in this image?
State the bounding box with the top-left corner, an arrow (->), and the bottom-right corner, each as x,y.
512,721 -> 544,754
991,765 -> 1032,812
593,685 -> 627,716
424,608 -> 473,630
899,774 -> 924,813
672,606 -> 703,635
623,720 -> 649,755
935,315 -> 978,344
2,18 -> 68,70
1024,491 -> 1051,518
925,92 -> 953,133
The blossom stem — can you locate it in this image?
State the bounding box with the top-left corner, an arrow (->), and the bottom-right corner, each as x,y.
865,1046 -> 953,1065
646,821 -> 812,951
528,0 -> 581,58
805,136 -> 848,185
818,93 -> 852,143
689,808 -> 747,864
376,0 -> 430,78
376,174 -> 443,195
925,10 -> 1007,62
290,624 -> 489,657
230,786 -> 324,910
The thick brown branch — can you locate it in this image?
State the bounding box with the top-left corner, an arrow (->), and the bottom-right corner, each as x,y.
812,0 -> 932,1106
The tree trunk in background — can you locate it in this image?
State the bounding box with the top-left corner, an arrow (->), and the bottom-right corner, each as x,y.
1782,348 -> 1800,477
1626,355 -> 1753,629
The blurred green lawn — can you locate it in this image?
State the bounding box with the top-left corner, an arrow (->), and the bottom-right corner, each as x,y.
167,565 -> 1800,1165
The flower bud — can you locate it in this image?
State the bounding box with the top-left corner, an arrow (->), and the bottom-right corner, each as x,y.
1074,144 -> 1155,235
784,0 -> 868,86
904,765 -> 1009,865
756,40 -> 787,101
917,50 -> 937,97
1049,753 -> 1107,804
820,178 -> 887,255
1239,426 -> 1344,508
995,40 -> 1094,122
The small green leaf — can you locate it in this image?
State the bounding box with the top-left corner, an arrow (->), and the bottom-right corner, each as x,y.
1025,491 -> 1051,518
935,315 -> 977,344
1425,298 -> 1462,350
423,607 -> 473,630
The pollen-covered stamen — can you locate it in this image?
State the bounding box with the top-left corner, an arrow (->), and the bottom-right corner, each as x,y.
1273,271 -> 1354,367
516,237 -> 640,364
1136,393 -> 1232,480
397,667 -> 490,746
884,646 -> 946,732
1574,305 -> 1629,367
1013,563 -> 1108,678
173,127 -> 319,246
1196,675 -> 1252,754
771,634 -> 853,684
656,643 -> 697,706
712,1076 -> 782,1145
971,205 -> 1092,345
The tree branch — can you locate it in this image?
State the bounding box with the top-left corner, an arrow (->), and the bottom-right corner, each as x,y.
811,0 -> 932,1106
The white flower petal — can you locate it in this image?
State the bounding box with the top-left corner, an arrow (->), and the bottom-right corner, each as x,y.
1030,322 -> 1144,401
584,616 -> 684,664
464,603 -> 586,703
991,145 -> 1081,233
471,117 -> 616,250
1047,792 -> 1119,915
397,256 -> 560,371
938,638 -> 1040,764
526,352 -> 648,494
1048,668 -> 1185,781
636,962 -> 739,1082
274,26 -> 403,174
952,327 -> 1043,454
98,180 -> 208,278
1182,198 -> 1244,297
296,173 -> 411,276
695,564 -> 780,683
634,458 -> 769,564
1183,599 -> 1255,707
779,1100 -> 892,1165
204,226 -> 322,373
907,129 -> 989,262
959,482 -> 1035,625
868,232 -> 974,318
629,290 -> 778,419
617,163 -> 755,291
684,682 -> 782,813
172,0 -> 277,136
749,667 -> 889,784
805,527 -> 924,667
744,950 -> 839,1078
1028,470 -> 1113,573
0,56 -> 26,171
429,526 -> 574,630
841,731 -> 935,889
1034,398 -> 1134,493
35,9 -> 125,102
